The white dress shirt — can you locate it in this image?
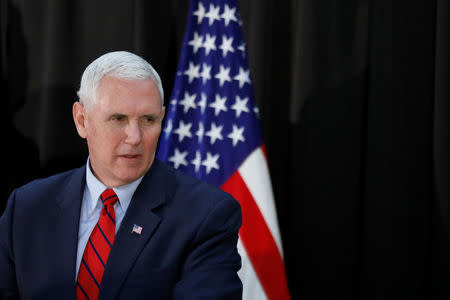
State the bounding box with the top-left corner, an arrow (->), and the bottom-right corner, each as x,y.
75,159 -> 143,278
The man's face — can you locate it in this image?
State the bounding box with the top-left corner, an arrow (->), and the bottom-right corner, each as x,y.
73,76 -> 165,187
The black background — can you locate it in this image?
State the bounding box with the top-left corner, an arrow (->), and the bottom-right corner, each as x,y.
2,0 -> 448,299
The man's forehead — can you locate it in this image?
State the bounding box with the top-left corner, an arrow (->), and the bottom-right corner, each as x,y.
97,77 -> 162,106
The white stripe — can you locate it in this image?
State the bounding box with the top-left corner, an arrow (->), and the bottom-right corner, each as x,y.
237,238 -> 267,300
238,147 -> 284,255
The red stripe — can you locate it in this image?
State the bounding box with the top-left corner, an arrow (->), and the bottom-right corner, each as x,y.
91,225 -> 113,264
77,263 -> 100,299
222,170 -> 290,300
83,242 -> 104,284
261,144 -> 268,160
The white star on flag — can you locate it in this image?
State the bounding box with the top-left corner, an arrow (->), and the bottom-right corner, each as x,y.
168,148 -> 188,168
205,122 -> 224,145
196,122 -> 205,142
202,33 -> 217,55
192,1 -> 205,24
231,96 -> 249,118
200,63 -> 212,84
214,65 -> 231,86
209,94 -> 228,116
188,32 -> 203,53
221,4 -> 238,26
227,124 -> 245,146
205,3 -> 220,26
179,91 -> 197,113
169,98 -> 177,111
191,151 -> 202,172
163,119 -> 173,138
233,67 -> 251,88
184,62 -> 200,83
219,35 -> 234,57
197,93 -> 207,114
254,106 -> 260,117
238,42 -> 246,57
201,152 -> 220,174
173,120 -> 193,142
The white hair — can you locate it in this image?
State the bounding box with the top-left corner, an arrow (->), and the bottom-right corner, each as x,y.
77,51 -> 164,110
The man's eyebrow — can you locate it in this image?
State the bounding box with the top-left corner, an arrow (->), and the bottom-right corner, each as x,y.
107,113 -> 127,119
111,113 -> 127,117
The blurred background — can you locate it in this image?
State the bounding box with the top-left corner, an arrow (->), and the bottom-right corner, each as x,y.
1,0 -> 448,298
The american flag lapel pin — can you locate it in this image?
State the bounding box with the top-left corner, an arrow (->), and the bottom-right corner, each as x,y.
132,224 -> 143,235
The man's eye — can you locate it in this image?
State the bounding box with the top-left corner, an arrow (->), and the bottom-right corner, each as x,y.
111,115 -> 126,122
143,116 -> 156,123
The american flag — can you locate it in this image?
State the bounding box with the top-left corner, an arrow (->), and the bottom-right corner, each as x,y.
132,224 -> 143,235
157,0 -> 290,298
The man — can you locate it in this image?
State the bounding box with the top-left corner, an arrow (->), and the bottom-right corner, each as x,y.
0,51 -> 242,299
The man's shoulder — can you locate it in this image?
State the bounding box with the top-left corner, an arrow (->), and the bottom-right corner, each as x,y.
151,159 -> 240,212
155,159 -> 231,197
12,166 -> 85,201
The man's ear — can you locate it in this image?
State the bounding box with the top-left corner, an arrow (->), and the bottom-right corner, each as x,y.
160,106 -> 166,121
73,101 -> 88,139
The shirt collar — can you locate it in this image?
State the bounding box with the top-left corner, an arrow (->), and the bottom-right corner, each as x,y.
85,158 -> 144,214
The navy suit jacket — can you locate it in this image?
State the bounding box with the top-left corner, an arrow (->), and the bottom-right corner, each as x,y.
0,159 -> 242,299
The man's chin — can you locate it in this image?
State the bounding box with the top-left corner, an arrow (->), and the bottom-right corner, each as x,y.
115,174 -> 143,186
113,166 -> 150,185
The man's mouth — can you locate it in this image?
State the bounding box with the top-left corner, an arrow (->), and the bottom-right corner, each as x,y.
120,154 -> 140,159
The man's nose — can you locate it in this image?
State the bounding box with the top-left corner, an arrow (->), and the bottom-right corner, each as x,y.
124,121 -> 142,145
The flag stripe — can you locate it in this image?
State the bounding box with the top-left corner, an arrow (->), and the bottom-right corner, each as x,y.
261,144 -> 268,159
237,238 -> 268,299
222,168 -> 290,300
238,146 -> 284,255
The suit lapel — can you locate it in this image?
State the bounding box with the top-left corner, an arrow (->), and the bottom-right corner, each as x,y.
98,160 -> 169,300
53,166 -> 85,300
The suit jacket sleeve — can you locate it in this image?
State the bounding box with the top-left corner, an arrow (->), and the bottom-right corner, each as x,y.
173,193 -> 242,300
0,190 -> 19,300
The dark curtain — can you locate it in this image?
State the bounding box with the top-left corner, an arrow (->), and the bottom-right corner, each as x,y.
286,0 -> 448,299
2,0 -> 448,299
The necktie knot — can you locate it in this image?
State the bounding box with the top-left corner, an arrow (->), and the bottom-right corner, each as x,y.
100,188 -> 118,206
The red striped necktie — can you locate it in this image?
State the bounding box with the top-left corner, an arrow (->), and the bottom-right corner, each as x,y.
76,188 -> 118,300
